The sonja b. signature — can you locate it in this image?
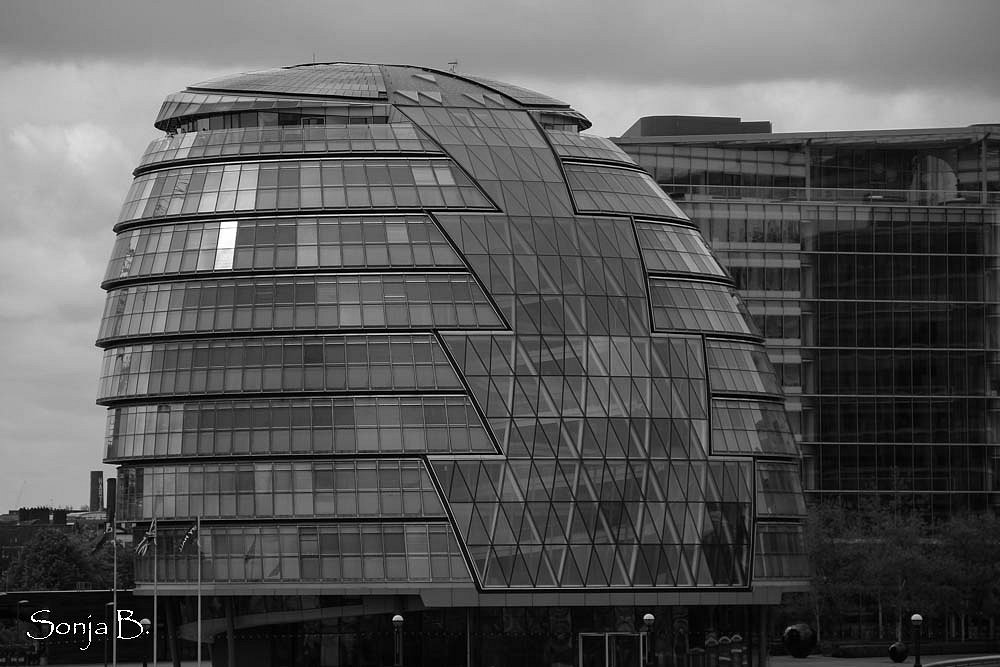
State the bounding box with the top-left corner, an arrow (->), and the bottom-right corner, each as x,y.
26,609 -> 150,651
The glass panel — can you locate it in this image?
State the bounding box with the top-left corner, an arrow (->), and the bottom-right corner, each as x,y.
131,522 -> 471,585
105,396 -> 496,460
118,460 -> 444,521
99,274 -> 501,340
711,398 -> 797,455
754,523 -> 810,579
756,462 -> 807,517
118,158 -> 492,222
97,335 -> 461,401
635,221 -> 726,276
139,124 -> 441,167
546,130 -> 634,164
564,163 -> 688,220
705,339 -> 782,395
649,279 -> 756,336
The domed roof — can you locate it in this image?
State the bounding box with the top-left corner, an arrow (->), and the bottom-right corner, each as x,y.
156,62 -> 590,131
189,62 -> 570,108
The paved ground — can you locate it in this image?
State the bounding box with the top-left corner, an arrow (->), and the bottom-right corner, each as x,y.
28,664 -> 200,667
42,657 -> 999,667
772,654 -> 993,666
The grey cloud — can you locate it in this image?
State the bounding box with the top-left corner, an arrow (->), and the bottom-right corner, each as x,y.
1,0 -> 999,93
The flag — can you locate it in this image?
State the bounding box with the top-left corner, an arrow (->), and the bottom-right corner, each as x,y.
91,530 -> 110,554
244,535 -> 257,562
135,517 -> 157,556
178,522 -> 199,553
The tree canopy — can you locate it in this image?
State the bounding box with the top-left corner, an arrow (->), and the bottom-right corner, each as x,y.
5,526 -> 134,591
795,503 -> 1000,642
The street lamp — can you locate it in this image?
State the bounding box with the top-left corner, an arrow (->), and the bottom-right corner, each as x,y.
911,614 -> 923,667
642,613 -> 655,667
16,599 -> 29,624
140,618 -> 151,667
104,601 -> 115,667
392,614 -> 404,667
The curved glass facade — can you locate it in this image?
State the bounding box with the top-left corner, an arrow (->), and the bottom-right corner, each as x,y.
100,63 -> 806,667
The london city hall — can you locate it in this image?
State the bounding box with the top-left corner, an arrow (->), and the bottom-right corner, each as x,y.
99,64 -> 807,667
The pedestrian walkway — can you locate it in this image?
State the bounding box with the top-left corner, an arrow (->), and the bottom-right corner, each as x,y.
772,654 -> 989,667
35,663 -> 205,667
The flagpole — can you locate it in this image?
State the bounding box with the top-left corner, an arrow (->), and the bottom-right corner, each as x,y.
113,521 -> 118,667
152,506 -> 158,667
196,515 -> 202,667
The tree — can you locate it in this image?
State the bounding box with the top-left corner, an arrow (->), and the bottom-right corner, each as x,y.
935,512 -> 1000,639
92,533 -> 136,590
6,528 -> 92,590
803,501 -> 866,642
797,499 -> 952,642
851,501 -> 942,641
6,526 -> 134,591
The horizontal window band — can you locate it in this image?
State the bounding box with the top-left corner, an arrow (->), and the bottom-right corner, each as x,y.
134,151 -> 449,177
108,452 -> 463,465
136,123 -> 444,173
103,266 -> 478,291
126,516 -> 454,527
96,327 -> 508,349
98,388 -> 471,408
97,323 -> 507,349
135,153 -> 457,176
102,394 -> 500,459
710,391 -> 785,402
97,273 -> 509,345
648,329 -> 765,345
645,271 -> 734,286
117,158 -> 498,225
113,207 -> 495,234
560,159 -> 652,174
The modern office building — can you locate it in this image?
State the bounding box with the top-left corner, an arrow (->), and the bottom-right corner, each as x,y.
98,66 -> 807,667
614,116 -> 1000,518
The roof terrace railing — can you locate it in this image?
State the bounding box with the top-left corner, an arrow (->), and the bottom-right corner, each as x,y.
660,183 -> 1000,206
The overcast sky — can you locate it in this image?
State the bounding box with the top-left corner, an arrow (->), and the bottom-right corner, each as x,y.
1,0 -> 999,512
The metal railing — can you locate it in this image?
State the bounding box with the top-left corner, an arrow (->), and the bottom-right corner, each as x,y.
661,184 -> 1000,206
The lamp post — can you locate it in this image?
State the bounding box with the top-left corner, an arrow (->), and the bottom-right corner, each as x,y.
140,618 -> 151,667
392,614 -> 404,667
16,599 -> 29,624
104,602 -> 115,667
642,613 -> 655,667
911,614 -> 923,667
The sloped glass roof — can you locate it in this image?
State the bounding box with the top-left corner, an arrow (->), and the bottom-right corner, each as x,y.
191,63 -> 387,99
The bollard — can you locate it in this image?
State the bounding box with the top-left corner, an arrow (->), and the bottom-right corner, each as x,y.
730,635 -> 744,667
719,636 -> 732,665
705,636 -> 719,667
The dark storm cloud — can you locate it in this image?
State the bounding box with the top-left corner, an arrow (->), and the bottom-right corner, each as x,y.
2,0 -> 999,92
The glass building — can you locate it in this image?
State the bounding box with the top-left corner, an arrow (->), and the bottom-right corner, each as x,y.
614,116 -> 1000,518
99,68 -> 806,667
